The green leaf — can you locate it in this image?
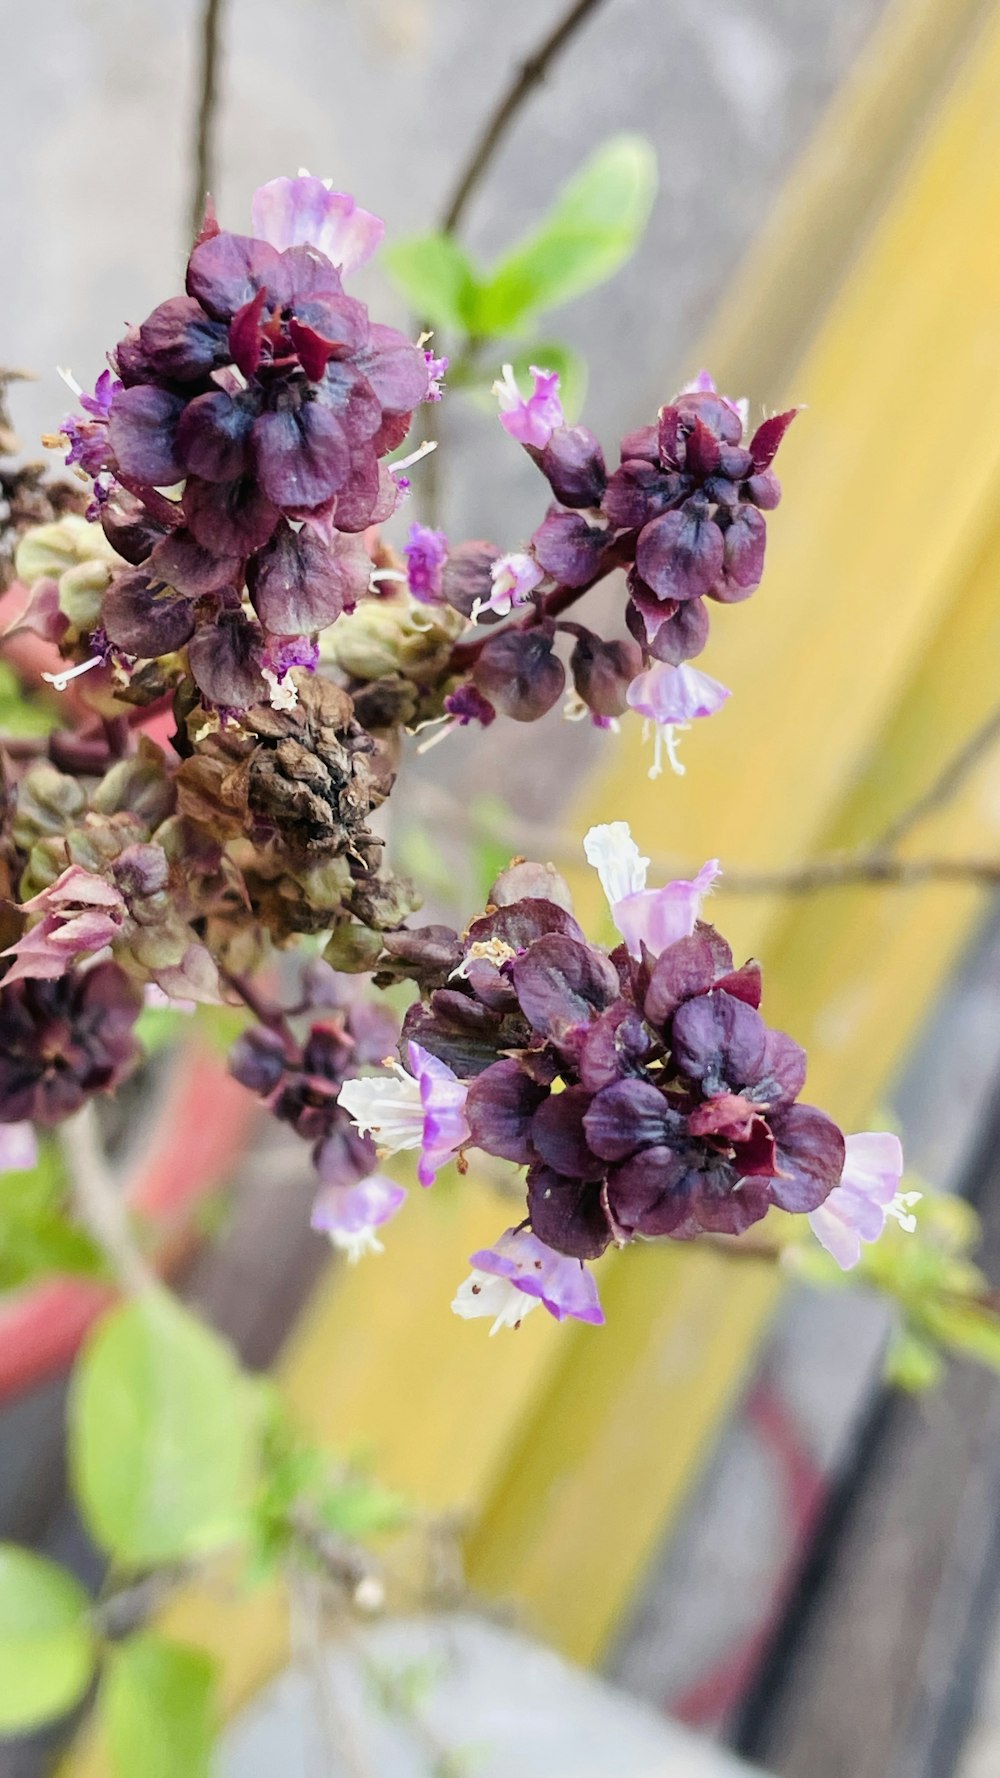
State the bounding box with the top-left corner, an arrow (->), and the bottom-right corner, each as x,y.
70,1290 -> 259,1566
921,1299 -> 1000,1372
0,1141 -> 104,1293
384,234 -> 480,331
317,1475 -> 410,1540
470,134 -> 657,335
103,1635 -> 216,1778
884,1329 -> 944,1392
0,659 -> 58,738
0,1545 -> 96,1732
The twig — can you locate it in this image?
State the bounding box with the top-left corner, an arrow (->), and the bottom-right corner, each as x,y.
874,698 -> 1000,853
720,855 -> 1000,895
91,1566 -> 188,1640
440,0 -> 609,235
60,1102 -> 154,1295
189,0 -> 226,244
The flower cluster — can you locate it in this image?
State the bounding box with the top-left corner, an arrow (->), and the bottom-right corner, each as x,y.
0,963 -> 142,1124
56,174 -> 434,714
227,965 -> 410,1258
333,827 -> 905,1332
403,366 -> 795,774
0,170 -> 910,1344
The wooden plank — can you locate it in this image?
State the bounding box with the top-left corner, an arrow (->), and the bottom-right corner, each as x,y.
706,0 -> 996,400
461,3 -> 1000,1663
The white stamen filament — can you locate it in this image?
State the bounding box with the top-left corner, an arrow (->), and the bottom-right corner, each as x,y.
42,655 -> 103,692
57,366 -> 83,399
643,718 -> 689,779
887,1190 -> 922,1234
329,1226 -> 384,1264
368,568 -> 406,586
415,718 -> 457,755
390,439 -> 437,476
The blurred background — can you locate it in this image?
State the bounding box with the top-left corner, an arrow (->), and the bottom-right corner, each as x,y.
5,1 -> 1000,1775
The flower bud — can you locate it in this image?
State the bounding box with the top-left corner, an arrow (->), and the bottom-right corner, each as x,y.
489,859 -> 575,912
531,507 -> 606,588
472,628 -> 566,722
91,742 -> 177,831
570,631 -> 642,718
229,1025 -> 288,1096
441,541 -> 499,618
58,559 -> 111,631
113,841 -> 170,899
321,589 -> 464,684
539,426 -> 607,508
323,920 -> 387,973
14,515 -> 118,587
12,763 -> 86,851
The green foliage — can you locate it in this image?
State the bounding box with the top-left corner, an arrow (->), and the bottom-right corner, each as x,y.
385,139 -> 656,423
469,135 -> 657,336
315,1472 -> 410,1541
0,1139 -> 104,1292
249,1400 -> 409,1579
383,234 -> 479,333
102,1634 -> 217,1778
69,1290 -> 260,1566
0,660 -> 58,738
0,1545 -> 96,1732
789,1187 -> 1000,1391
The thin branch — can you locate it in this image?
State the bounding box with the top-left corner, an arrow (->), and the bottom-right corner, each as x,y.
440,0 -> 609,235
720,854 -> 1000,896
874,698 -> 1000,853
189,0 -> 226,244
60,1103 -> 154,1295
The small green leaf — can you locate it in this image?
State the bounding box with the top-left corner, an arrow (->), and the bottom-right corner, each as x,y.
103,1635 -> 216,1778
0,1141 -> 104,1292
0,660 -> 58,738
70,1290 -> 259,1566
470,134 -> 657,335
921,1299 -> 1000,1372
317,1475 -> 410,1540
884,1329 -> 944,1392
384,234 -> 480,331
0,1545 -> 96,1732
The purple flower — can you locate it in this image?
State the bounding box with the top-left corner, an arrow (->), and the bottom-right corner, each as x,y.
808,1131 -> 914,1270
1,867 -> 127,985
61,368 -> 121,476
612,859 -> 722,960
423,349 -> 448,401
493,364 -> 564,449
0,964 -> 142,1124
310,1171 -> 407,1262
61,178 -> 434,709
0,1122 -> 38,1174
338,1040 -> 470,1188
250,172 -> 384,272
442,683 -> 496,728
472,551 -> 543,621
626,661 -> 730,778
404,522 -> 449,604
452,1226 -> 604,1334
679,369 -> 749,433
261,633 -> 321,710
584,822 -> 721,959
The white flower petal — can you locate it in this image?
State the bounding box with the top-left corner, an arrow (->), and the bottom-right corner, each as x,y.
583,822 -> 649,913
